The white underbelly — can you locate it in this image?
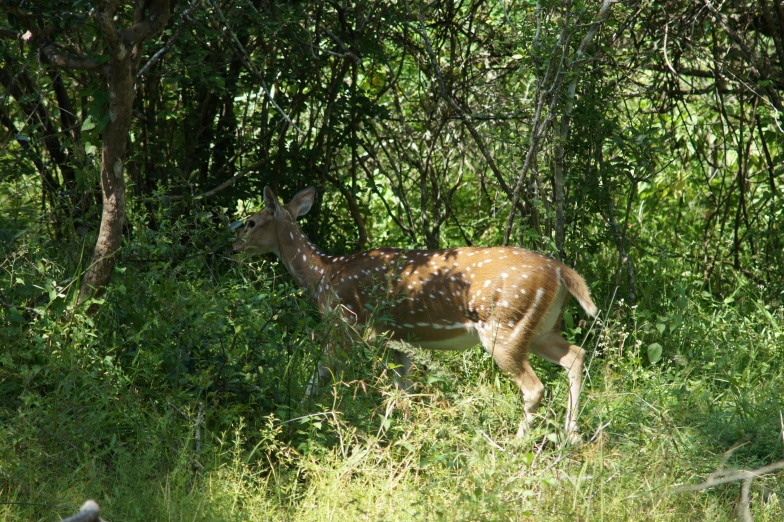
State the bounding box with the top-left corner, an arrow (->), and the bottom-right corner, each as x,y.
406,330 -> 481,351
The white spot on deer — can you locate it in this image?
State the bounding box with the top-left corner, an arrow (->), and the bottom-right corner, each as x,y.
432,324 -> 444,329
429,294 -> 436,298
483,280 -> 492,288
302,255 -> 306,262
501,273 -> 508,279
500,300 -> 509,307
417,322 -> 430,327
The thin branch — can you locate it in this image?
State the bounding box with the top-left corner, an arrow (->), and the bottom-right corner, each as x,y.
204,0 -> 303,134
414,11 -> 534,230
138,0 -> 201,77
671,459 -> 784,493
142,158 -> 271,203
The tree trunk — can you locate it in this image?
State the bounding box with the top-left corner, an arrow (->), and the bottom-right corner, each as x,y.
77,57 -> 134,307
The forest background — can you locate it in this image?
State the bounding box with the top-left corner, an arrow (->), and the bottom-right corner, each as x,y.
1,0 -> 783,520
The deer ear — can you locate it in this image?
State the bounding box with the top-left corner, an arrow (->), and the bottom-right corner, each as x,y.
263,186 -> 283,217
287,187 -> 316,218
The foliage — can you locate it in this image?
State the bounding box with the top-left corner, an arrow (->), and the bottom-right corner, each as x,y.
1,0 -> 784,519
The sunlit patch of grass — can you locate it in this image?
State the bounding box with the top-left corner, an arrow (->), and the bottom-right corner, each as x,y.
1,226 -> 782,521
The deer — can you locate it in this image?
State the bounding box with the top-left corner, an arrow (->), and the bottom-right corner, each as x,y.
233,186 -> 598,439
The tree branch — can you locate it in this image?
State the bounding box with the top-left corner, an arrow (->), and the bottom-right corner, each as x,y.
138,0 -> 200,77
119,0 -> 172,46
40,45 -> 101,71
671,459 -> 784,493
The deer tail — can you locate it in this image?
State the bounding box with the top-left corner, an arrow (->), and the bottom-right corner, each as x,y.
560,266 -> 599,318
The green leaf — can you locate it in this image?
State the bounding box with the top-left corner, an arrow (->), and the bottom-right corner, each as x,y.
655,323 -> 665,334
563,312 -> 574,329
647,343 -> 663,364
81,115 -> 96,131
521,452 -> 535,467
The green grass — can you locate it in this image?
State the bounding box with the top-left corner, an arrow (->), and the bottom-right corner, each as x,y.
1,222 -> 783,521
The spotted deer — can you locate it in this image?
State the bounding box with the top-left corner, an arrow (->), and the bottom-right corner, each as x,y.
233,187 -> 598,439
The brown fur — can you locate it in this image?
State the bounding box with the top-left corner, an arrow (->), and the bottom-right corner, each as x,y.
234,187 -> 598,439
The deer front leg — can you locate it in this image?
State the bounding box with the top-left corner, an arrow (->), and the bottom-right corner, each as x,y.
305,363 -> 333,397
304,342 -> 338,398
387,340 -> 414,391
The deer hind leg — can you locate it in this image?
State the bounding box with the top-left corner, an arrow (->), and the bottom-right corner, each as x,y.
530,331 -> 585,440
510,359 -> 546,438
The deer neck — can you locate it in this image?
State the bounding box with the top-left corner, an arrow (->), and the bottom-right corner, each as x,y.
275,220 -> 331,298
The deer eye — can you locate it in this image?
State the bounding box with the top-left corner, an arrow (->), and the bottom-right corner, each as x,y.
247,219 -> 256,229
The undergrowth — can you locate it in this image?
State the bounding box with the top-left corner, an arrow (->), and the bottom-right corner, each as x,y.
1,210 -> 783,521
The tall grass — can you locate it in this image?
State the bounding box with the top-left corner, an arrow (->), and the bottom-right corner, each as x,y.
1,212 -> 782,521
